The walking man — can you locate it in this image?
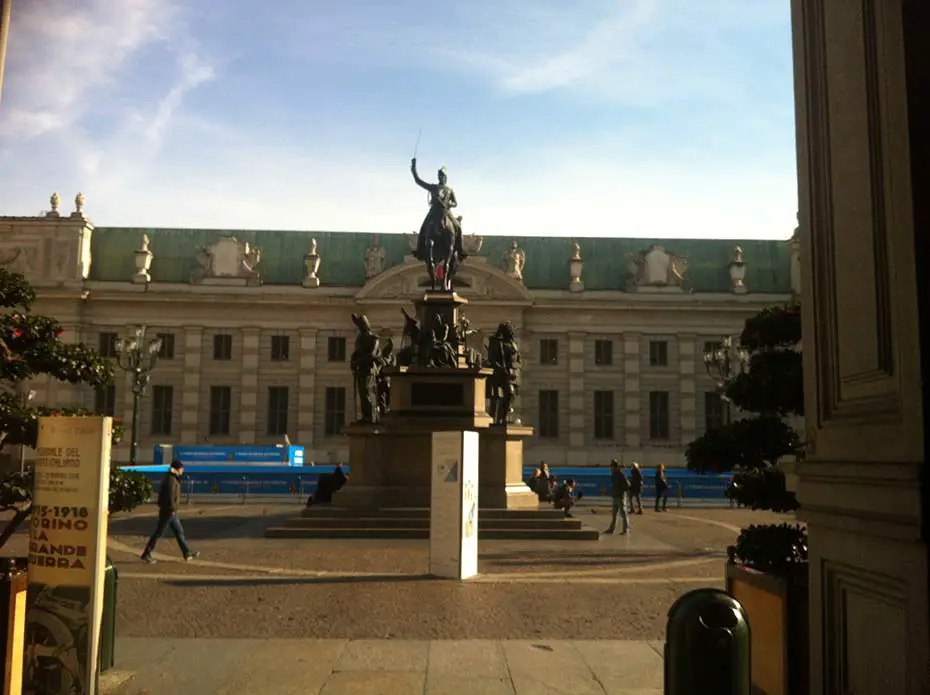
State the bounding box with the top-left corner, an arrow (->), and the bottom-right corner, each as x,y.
655,463 -> 670,512
604,459 -> 631,535
628,462 -> 644,515
141,457 -> 200,564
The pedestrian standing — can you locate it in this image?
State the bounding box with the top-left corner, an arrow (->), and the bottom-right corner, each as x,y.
628,462 -> 644,514
655,463 -> 670,512
141,458 -> 200,564
603,459 -> 631,535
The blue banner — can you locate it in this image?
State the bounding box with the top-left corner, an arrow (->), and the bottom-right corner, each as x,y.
152,444 -> 305,467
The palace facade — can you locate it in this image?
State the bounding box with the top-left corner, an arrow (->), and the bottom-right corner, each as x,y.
2,194 -> 800,467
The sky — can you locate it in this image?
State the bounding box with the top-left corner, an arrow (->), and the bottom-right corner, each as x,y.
0,0 -> 797,240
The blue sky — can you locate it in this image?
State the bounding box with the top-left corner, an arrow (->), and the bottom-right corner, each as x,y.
0,0 -> 797,239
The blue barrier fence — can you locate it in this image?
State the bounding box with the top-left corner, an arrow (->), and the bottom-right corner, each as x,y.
129,464 -> 732,501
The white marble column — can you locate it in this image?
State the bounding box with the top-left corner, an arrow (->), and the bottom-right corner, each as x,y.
180,327 -> 203,444
238,328 -> 260,444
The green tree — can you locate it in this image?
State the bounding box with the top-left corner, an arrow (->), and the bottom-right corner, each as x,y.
0,268 -> 152,551
686,302 -> 808,571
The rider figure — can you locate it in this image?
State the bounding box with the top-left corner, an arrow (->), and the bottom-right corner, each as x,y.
410,158 -> 466,263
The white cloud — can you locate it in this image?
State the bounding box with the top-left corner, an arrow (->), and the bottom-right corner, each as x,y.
1,0 -> 181,138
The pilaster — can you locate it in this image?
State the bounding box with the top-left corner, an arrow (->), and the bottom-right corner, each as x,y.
296,328 -> 318,456
180,327 -> 203,443
567,332 -> 586,450
623,333 -> 641,448
238,327 -> 260,444
678,334 -> 696,445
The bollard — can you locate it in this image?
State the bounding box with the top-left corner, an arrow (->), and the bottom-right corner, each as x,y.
240,476 -> 248,504
185,477 -> 194,505
676,481 -> 683,508
665,588 -> 750,695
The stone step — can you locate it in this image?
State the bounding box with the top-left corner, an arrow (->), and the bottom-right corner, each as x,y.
282,516 -> 585,531
300,507 -> 566,520
264,526 -> 601,541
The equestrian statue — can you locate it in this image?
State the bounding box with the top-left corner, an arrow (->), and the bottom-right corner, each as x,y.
410,158 -> 467,291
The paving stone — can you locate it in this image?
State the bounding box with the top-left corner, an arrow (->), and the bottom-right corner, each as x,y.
333,639 -> 430,672
510,676 -> 605,695
425,676 -> 515,695
503,641 -> 605,695
572,640 -> 663,688
320,671 -> 426,695
427,639 -> 508,679
214,639 -> 347,695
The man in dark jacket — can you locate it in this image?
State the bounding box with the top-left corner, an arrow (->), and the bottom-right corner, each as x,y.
141,458 -> 199,564
604,459 -> 631,535
628,462 -> 644,515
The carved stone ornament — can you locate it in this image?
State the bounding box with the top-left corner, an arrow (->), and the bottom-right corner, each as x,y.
729,245 -> 748,294
47,192 -> 61,217
303,238 -> 321,288
569,241 -> 583,292
364,234 -> 385,279
73,192 -> 86,217
626,244 -> 688,292
133,234 -> 154,284
501,239 -> 526,282
190,237 -> 262,286
462,234 -> 484,255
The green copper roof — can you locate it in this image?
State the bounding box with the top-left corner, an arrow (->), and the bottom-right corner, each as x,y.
89,227 -> 792,293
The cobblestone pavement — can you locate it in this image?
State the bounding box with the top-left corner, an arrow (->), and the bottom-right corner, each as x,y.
109,637 -> 666,695
2,504 -> 793,641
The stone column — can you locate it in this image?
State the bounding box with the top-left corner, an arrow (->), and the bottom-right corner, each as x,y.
623,333 -> 641,448
296,328 -> 318,458
678,335 -> 696,447
238,328 -> 260,444
180,327 -> 203,444
567,332 -> 586,459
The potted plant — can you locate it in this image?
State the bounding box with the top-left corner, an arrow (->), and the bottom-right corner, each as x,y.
0,268 -> 153,679
686,302 -> 808,695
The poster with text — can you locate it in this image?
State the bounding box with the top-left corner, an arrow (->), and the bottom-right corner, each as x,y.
429,431 -> 464,579
24,416 -> 112,695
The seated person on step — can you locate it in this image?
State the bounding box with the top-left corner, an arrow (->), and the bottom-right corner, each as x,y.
307,463 -> 349,507
552,478 -> 580,518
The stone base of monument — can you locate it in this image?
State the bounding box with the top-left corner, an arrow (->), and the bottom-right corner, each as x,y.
265,289 -> 600,541
265,507 -> 600,541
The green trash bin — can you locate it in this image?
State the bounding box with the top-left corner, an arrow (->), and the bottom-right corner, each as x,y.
99,555 -> 118,673
665,588 -> 750,695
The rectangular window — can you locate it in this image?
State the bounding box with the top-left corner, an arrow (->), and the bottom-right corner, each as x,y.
649,340 -> 669,367
156,332 -> 176,359
267,387 -> 289,436
270,335 -> 290,362
594,339 -> 613,366
209,386 -> 232,436
324,387 -> 346,436
593,390 -> 615,440
704,391 -> 731,431
213,334 -> 232,360
649,391 -> 670,440
539,339 -> 559,366
328,337 -> 347,362
538,390 -> 559,438
94,385 -> 116,417
703,340 -> 721,356
98,332 -> 118,358
151,385 -> 174,436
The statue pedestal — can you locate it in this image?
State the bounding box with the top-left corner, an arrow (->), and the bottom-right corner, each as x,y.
417,290 -> 469,367
339,365 -> 536,511
478,424 -> 538,510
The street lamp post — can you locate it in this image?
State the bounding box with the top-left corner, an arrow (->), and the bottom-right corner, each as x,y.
18,387 -> 35,473
0,0 -> 13,111
115,326 -> 162,466
703,335 -> 749,397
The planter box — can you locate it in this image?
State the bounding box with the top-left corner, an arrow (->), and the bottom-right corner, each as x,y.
1,560 -> 28,695
726,561 -> 809,695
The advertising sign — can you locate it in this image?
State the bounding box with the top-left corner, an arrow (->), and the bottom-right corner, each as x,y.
429,430 -> 479,580
24,416 -> 112,695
